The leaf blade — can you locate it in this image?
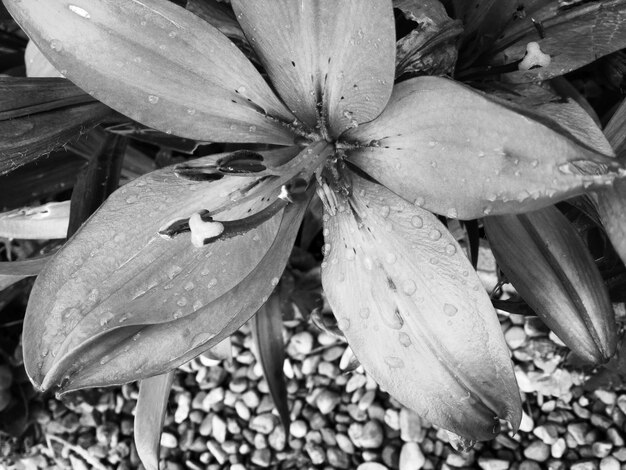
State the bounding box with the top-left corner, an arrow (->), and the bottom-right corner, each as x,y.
135,371 -> 175,470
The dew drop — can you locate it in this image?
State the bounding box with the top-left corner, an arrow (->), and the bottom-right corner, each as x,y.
249,125 -> 257,133
192,300 -> 203,311
384,356 -> 404,368
411,216 -> 423,228
338,318 -> 350,331
99,355 -> 111,365
531,159 -> 539,168
363,257 -> 374,271
385,252 -> 397,264
184,281 -> 195,291
187,108 -> 196,115
398,332 -> 412,347
50,39 -> 63,51
447,208 -> 458,219
443,303 -> 458,316
429,229 -> 441,241
69,5 -> 91,18
445,244 -> 457,255
477,151 -> 486,158
402,280 -> 417,296
148,95 -> 160,104
208,278 -> 218,288
414,197 -> 425,207
271,277 -> 280,287
173,310 -> 183,319
168,31 -> 177,38
359,307 -> 370,319
379,205 -> 390,218
428,141 -> 436,148
168,265 -> 182,279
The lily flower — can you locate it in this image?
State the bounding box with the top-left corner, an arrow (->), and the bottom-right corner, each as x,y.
6,0 -> 625,442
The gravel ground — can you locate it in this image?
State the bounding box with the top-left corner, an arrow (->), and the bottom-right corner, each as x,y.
2,250 -> 626,470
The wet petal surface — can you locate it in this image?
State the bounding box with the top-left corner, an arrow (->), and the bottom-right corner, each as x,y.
232,0 -> 395,137
321,172 -> 521,440
5,0 -> 296,144
24,147 -> 302,388
344,76 -> 622,219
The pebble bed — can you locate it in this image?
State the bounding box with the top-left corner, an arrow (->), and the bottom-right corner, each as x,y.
2,250 -> 626,470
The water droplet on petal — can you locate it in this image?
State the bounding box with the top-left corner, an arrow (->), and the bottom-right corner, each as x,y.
184,282 -> 195,291
384,356 -> 404,368
69,5 -> 91,18
379,205 -> 390,218
148,95 -> 159,104
187,108 -> 196,115
402,280 -> 417,296
429,229 -> 441,241
50,39 -> 63,51
271,277 -> 280,287
443,303 -> 458,316
445,244 -> 456,255
338,318 -> 350,331
385,252 -> 397,264
398,332 -> 412,347
411,216 -> 423,228
177,297 -> 188,307
447,208 -> 458,219
531,159 -> 539,168
236,86 -> 246,94
359,307 -> 370,319
208,278 -> 218,288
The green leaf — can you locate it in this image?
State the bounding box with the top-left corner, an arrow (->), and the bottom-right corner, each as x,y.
393,0 -> 462,78
484,206 -> 617,364
486,0 -> 626,83
321,171 -> 521,441
0,201 -> 69,239
135,371 -> 175,470
595,99 -> 626,265
344,76 -> 623,220
38,191 -> 310,392
4,0 -> 296,144
186,0 -> 246,44
23,146 -> 305,389
231,0 -> 396,137
251,292 -> 290,435
67,132 -> 126,236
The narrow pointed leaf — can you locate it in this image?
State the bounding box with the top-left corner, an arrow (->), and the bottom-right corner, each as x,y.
0,201 -> 69,239
186,0 -> 246,44
251,292 -> 290,435
595,99 -> 626,264
0,256 -> 52,277
24,146 -> 305,388
5,0 -> 296,144
231,0 -> 395,137
321,172 -> 521,441
484,206 -> 617,364
344,76 -> 623,220
135,371 -> 175,470
0,77 -> 92,119
0,102 -> 113,175
486,0 -> 626,83
68,132 -> 126,236
41,193 -> 310,392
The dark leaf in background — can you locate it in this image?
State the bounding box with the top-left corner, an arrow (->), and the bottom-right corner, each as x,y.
135,371 -> 175,470
186,0 -> 247,44
0,102 -> 113,175
0,150 -> 84,210
484,206 -> 617,364
595,98 -> 626,265
463,220 -> 480,269
105,122 -> 206,155
0,77 -> 93,119
486,0 -> 626,83
68,130 -> 127,236
393,0 -> 462,78
251,292 -> 290,435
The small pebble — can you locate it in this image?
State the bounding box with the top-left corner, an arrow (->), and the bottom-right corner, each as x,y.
400,442 -> 426,470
